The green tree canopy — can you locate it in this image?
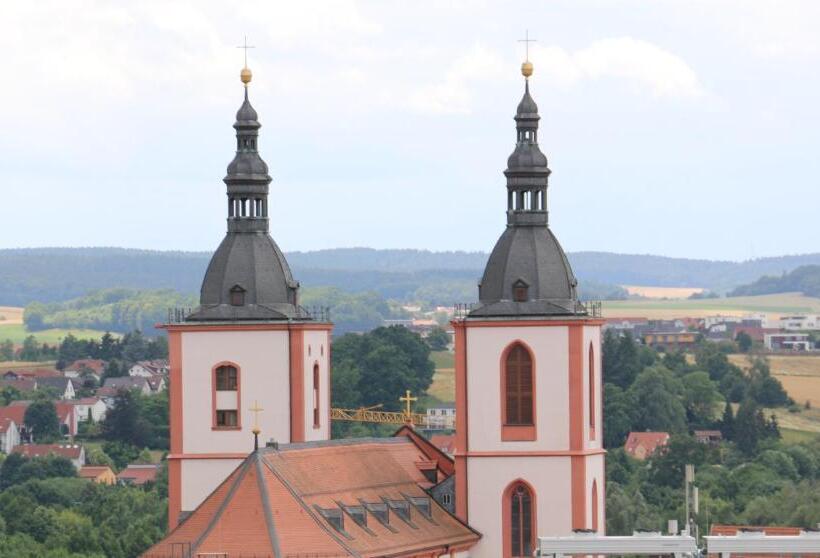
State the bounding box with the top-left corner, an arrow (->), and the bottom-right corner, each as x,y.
24,399 -> 61,442
627,365 -> 687,433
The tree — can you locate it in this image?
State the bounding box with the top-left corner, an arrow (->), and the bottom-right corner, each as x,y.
19,336 -> 41,362
24,399 -> 61,442
0,339 -> 14,361
647,434 -> 709,488
720,401 -> 735,440
734,399 -> 762,455
425,327 -> 450,351
627,366 -> 687,433
102,390 -> 150,448
603,383 -> 634,448
681,371 -> 723,426
85,448 -> 115,468
602,332 -> 641,389
736,331 -> 753,352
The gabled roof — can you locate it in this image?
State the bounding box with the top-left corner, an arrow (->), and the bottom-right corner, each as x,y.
66,359 -> 106,374
0,404 -> 27,426
0,378 -> 36,392
144,437 -> 480,557
103,376 -> 148,390
13,444 -> 83,460
118,463 -> 159,485
624,431 -> 670,458
36,377 -> 75,392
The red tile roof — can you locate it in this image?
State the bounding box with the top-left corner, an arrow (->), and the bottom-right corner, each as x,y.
144,437 -> 479,557
0,405 -> 27,426
624,431 -> 670,459
118,464 -> 159,485
13,444 -> 83,460
67,359 -> 106,374
79,466 -> 114,479
0,378 -> 37,392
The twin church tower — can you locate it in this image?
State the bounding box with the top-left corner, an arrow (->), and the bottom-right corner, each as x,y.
165,56 -> 604,557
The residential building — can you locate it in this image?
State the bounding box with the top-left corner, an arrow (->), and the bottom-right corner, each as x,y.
779,315 -> 820,331
101,376 -> 151,396
117,463 -> 160,486
145,375 -> 166,393
9,400 -> 75,437
0,377 -> 37,393
67,397 -> 107,422
78,465 -> 117,485
765,333 -> 814,351
624,432 -> 670,460
426,402 -> 456,430
642,331 -> 699,349
0,405 -> 32,443
13,444 -> 85,469
128,359 -> 169,377
35,377 -> 76,399
694,430 -> 723,445
64,359 -> 106,378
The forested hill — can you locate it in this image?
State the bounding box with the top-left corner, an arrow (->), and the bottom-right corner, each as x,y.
729,265 -> 820,298
2,247 -> 820,306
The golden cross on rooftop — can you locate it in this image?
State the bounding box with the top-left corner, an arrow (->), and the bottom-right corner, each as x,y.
236,35 -> 255,68
518,29 -> 537,62
399,389 -> 418,417
249,400 -> 264,434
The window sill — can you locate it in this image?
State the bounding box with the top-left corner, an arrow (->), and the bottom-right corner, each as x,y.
211,426 -> 241,431
501,424 -> 536,441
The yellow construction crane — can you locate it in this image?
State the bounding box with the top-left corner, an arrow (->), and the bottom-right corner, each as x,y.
330,390 -> 429,426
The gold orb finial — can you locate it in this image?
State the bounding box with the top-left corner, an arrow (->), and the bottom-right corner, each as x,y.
240,66 -> 253,86
521,60 -> 533,78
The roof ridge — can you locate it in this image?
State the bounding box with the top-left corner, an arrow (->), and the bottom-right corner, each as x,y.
191,457 -> 252,553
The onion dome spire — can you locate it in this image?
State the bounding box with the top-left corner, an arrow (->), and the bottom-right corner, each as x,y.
471,56 -> 580,317
187,63 -> 301,322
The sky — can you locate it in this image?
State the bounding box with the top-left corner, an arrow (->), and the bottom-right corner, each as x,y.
1,1 -> 819,261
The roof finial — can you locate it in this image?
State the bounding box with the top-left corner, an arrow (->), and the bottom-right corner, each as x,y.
237,35 -> 255,87
518,30 -> 536,79
250,399 -> 264,451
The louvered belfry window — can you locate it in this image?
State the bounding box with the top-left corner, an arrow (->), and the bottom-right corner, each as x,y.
505,344 -> 533,425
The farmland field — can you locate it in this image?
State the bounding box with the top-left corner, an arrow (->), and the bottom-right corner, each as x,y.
622,285 -> 704,299
0,323 -> 111,344
729,354 -> 820,408
429,350 -> 455,402
602,292 -> 820,319
0,306 -> 23,325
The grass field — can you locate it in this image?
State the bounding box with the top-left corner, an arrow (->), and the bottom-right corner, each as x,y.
729,353 -> 820,408
429,350 -> 455,402
0,323 -> 110,344
0,306 -> 23,325
622,285 -> 704,299
603,292 -> 820,319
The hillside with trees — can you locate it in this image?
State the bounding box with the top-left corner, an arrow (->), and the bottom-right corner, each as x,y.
729,265 -> 820,298
4,247 -> 820,307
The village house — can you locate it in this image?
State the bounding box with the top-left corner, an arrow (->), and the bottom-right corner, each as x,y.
9,400 -> 76,437
694,430 -> 723,445
79,465 -> 117,485
624,431 -> 670,460
0,405 -> 32,444
128,359 -> 169,377
642,331 -> 699,350
13,443 -> 86,469
101,376 -> 152,396
35,377 -> 77,399
778,314 -> 820,331
117,463 -> 160,486
765,332 -> 814,351
64,359 -> 106,378
67,397 -> 107,423
0,377 -> 37,393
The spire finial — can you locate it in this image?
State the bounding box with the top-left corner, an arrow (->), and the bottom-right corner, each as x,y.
518,30 -> 536,79
237,35 -> 255,87
250,399 -> 264,451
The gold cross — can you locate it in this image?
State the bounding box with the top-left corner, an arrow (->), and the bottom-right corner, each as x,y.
399,390 -> 418,417
249,400 -> 264,434
236,35 -> 255,68
518,29 -> 537,61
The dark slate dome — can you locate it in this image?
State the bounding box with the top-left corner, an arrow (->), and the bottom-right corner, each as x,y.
236,95 -> 259,124
474,226 -> 578,317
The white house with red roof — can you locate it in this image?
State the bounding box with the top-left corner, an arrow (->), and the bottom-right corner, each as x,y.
0,414 -> 20,454
13,443 -> 85,469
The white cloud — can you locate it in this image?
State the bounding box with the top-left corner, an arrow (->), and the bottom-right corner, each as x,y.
536,37 -> 705,98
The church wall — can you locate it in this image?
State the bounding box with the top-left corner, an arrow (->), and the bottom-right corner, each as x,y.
302,328 -> 330,442
583,325 -> 602,451
465,324 -> 570,452
180,457 -> 244,512
181,329 -> 292,454
585,451 -> 606,532
467,456 -> 573,557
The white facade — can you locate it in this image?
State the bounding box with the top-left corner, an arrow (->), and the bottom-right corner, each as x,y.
171,325 -> 331,521
0,420 -> 20,454
457,320 -> 605,558
72,399 -> 107,422
779,315 -> 820,331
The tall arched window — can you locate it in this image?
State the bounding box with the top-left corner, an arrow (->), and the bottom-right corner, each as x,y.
312,363 -> 320,429
505,344 -> 533,426
589,342 -> 596,439
505,482 -> 535,558
213,364 -> 240,429
591,479 -> 599,532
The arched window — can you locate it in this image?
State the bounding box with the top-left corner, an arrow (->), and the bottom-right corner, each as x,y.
591,479 -> 599,532
505,344 -> 533,425
589,342 -> 595,438
312,363 -> 320,429
505,482 -> 535,558
213,364 -> 240,429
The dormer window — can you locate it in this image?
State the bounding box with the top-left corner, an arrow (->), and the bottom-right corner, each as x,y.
229,285 -> 246,306
513,279 -> 529,302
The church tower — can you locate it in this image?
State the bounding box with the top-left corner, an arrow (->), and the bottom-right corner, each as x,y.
164,64 -> 332,529
452,58 -> 605,557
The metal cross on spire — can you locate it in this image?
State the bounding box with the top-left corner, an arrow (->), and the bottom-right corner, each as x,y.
237,35 -> 255,68
518,29 -> 537,61
399,390 -> 418,420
